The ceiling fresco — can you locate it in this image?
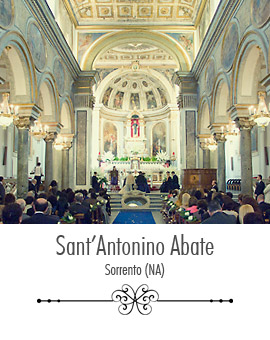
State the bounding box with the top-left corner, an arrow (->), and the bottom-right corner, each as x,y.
65,0 -> 203,25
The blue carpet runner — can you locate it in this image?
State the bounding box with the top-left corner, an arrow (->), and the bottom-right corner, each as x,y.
113,210 -> 156,224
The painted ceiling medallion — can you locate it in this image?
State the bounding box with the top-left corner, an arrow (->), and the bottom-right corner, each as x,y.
27,22 -> 47,71
251,0 -> 270,28
0,0 -> 14,28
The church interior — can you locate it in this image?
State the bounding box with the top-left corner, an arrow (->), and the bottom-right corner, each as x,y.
0,0 -> 270,223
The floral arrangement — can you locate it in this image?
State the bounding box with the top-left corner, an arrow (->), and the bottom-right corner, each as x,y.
89,199 -> 106,212
177,207 -> 197,222
156,151 -> 169,162
102,151 -> 115,162
60,213 -> 75,224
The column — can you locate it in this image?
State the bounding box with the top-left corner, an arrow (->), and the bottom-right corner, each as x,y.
203,149 -> 210,168
17,122 -> 30,198
74,72 -> 99,188
44,132 -> 56,191
198,135 -> 211,168
61,135 -> 73,189
238,120 -> 253,196
214,133 -> 226,192
230,105 -> 254,196
14,105 -> 40,198
173,72 -> 198,169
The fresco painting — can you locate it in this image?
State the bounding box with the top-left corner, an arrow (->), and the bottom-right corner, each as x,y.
130,93 -> 140,110
113,91 -> 124,109
152,122 -> 166,156
103,122 -> 117,156
102,87 -> 113,106
146,91 -> 157,109
27,22 -> 46,70
0,0 -> 13,27
78,32 -> 105,64
222,22 -> 239,71
252,0 -> 270,27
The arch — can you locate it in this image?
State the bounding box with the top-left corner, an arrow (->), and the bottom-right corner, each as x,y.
60,97 -> 75,134
81,31 -> 191,71
0,30 -> 37,103
38,72 -> 60,122
231,29 -> 269,105
197,96 -> 211,135
211,72 -> 231,123
95,67 -> 177,106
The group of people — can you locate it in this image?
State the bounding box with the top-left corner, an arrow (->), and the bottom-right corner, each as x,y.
162,174 -> 270,224
0,180 -> 112,224
92,167 -> 152,194
160,171 -> 180,193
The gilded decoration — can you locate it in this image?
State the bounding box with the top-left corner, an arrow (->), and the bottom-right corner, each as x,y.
53,59 -> 65,95
251,0 -> 270,28
0,0 -> 14,28
27,22 -> 47,71
221,22 -> 239,71
65,0 -> 201,24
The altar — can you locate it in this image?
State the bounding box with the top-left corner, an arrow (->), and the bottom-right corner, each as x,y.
124,110 -> 147,157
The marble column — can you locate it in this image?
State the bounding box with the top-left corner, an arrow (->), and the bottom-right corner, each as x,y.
198,136 -> 211,169
62,148 -> 69,189
203,148 -> 210,168
15,118 -> 31,198
214,133 -> 226,192
238,119 -> 253,196
13,105 -> 40,198
230,105 -> 254,197
44,133 -> 56,191
61,136 -> 73,189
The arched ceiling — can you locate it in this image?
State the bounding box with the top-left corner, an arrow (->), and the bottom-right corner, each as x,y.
94,42 -> 178,69
64,0 -> 204,26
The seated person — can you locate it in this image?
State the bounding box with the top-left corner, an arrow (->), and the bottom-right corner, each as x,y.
69,192 -> 91,223
2,203 -> 23,224
22,198 -> 60,224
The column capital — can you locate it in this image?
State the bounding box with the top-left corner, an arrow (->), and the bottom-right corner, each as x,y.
214,132 -> 226,143
173,72 -> 197,110
235,117 -> 255,130
74,71 -> 99,109
44,132 -> 57,143
173,72 -> 197,92
13,104 -> 42,129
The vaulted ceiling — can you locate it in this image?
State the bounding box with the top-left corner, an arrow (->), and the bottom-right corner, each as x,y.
64,0 -> 205,26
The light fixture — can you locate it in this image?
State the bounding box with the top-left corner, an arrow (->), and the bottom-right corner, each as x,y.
53,135 -> 72,151
206,135 -> 217,151
53,135 -> 65,151
31,121 -> 48,141
225,119 -> 239,136
0,93 -> 19,128
249,91 -> 270,129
